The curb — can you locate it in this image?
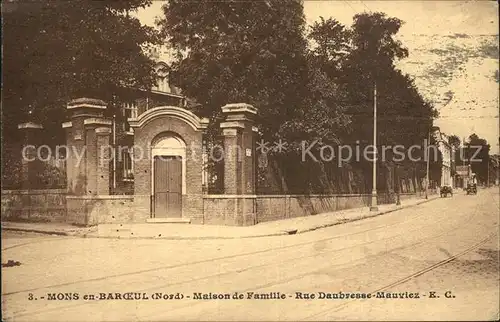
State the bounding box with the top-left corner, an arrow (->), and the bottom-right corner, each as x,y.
2,197 -> 439,240
2,227 -> 72,236
1,226 -> 96,237
296,196 -> 438,234
81,232 -> 290,241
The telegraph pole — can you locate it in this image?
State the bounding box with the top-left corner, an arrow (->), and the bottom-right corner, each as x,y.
425,129 -> 431,199
395,163 -> 401,206
487,155 -> 490,187
112,114 -> 116,191
497,156 -> 500,186
497,140 -> 500,186
462,136 -> 466,188
462,137 -> 466,166
370,82 -> 378,211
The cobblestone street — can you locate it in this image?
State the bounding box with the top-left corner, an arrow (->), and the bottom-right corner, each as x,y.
2,188 -> 498,321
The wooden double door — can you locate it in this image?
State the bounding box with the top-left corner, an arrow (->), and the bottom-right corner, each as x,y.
154,156 -> 182,218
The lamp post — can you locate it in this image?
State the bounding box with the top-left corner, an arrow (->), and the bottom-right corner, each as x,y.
395,163 -> 401,205
497,140 -> 500,186
370,82 -> 378,211
425,129 -> 431,199
112,113 -> 116,191
497,157 -> 500,186
462,137 -> 466,188
487,156 -> 490,187
111,94 -> 118,192
497,152 -> 500,186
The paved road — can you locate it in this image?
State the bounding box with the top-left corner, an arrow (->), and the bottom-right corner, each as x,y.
2,188 -> 499,321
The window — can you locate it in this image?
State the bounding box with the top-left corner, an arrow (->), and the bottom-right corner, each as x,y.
161,78 -> 167,92
122,148 -> 134,180
122,101 -> 138,119
122,101 -> 138,132
164,77 -> 171,92
155,76 -> 171,93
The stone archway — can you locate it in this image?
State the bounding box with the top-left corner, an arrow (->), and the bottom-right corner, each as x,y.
129,106 -> 209,222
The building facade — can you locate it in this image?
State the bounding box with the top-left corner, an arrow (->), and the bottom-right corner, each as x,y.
434,129 -> 454,188
59,97 -> 259,226
112,61 -> 188,195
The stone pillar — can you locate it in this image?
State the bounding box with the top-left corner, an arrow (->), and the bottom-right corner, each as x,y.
63,98 -> 112,195
221,128 -> 240,194
220,103 -> 258,225
221,103 -> 258,194
95,127 -> 112,195
18,122 -> 43,189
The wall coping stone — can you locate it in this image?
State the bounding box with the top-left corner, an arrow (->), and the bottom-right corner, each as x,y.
67,98 -> 107,109
2,189 -> 67,195
255,193 -> 416,198
204,194 -> 258,199
221,103 -> 257,115
202,193 -> 416,199
84,118 -> 112,126
18,122 -> 43,129
255,194 -> 369,198
66,195 -> 134,200
95,127 -> 112,134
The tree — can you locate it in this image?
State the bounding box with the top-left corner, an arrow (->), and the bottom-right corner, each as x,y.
159,5 -> 439,194
448,135 -> 461,150
308,17 -> 350,79
329,13 -> 437,152
306,12 -> 437,193
2,0 -> 160,144
158,0 -> 351,147
159,1 -> 359,194
465,134 -> 490,183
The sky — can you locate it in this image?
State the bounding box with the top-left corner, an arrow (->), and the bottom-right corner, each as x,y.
136,0 -> 499,153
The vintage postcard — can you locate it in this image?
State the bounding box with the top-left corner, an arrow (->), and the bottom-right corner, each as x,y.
1,0 -> 499,321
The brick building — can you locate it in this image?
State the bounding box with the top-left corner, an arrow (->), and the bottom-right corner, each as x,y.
433,129 -> 454,188
111,61 -> 187,195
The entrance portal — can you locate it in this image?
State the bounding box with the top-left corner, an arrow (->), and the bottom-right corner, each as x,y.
154,156 -> 182,218
151,135 -> 186,218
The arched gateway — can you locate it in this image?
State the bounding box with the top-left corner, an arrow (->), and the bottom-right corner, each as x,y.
62,98 -> 258,226
129,106 -> 209,222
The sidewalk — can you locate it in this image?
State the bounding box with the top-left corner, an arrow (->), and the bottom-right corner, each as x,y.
2,195 -> 439,240
1,222 -> 97,236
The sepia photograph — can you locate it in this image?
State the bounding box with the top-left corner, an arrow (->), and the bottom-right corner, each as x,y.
1,0 -> 499,321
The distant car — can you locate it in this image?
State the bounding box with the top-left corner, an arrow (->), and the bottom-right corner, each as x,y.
466,183 -> 477,195
440,186 -> 453,197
